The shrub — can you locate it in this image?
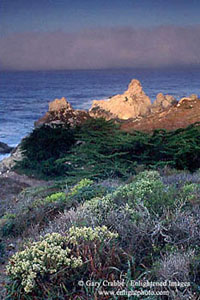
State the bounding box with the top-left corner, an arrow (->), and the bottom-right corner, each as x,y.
81,171 -> 170,221
167,208 -> 200,247
153,251 -> 195,299
6,232 -> 82,294
1,179 -> 109,238
6,226 -> 122,299
69,178 -> 94,197
181,183 -> 200,205
15,124 -> 75,178
33,192 -> 66,207
27,170 -> 200,299
1,213 -> 16,220
44,192 -> 66,204
155,251 -> 194,282
0,240 -> 5,260
0,218 -> 15,237
68,184 -> 109,206
106,170 -> 176,215
20,124 -> 75,161
0,203 -> 68,238
84,195 -> 115,224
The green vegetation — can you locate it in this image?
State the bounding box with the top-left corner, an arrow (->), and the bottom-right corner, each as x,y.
16,124 -> 75,178
15,119 -> 200,180
3,170 -> 200,299
69,178 -> 94,197
2,119 -> 200,299
6,226 -> 121,299
0,241 -> 5,261
0,179 -> 110,238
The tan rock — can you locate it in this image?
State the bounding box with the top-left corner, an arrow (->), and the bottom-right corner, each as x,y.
49,97 -> 73,112
162,99 -> 171,109
189,94 -> 198,101
89,79 -> 151,120
177,95 -> 198,106
154,93 -> 165,105
152,93 -> 177,112
165,95 -> 176,103
121,93 -> 200,133
35,97 -> 91,128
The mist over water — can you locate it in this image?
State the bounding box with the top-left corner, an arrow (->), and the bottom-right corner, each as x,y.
1,26 -> 200,70
1,68 -> 200,160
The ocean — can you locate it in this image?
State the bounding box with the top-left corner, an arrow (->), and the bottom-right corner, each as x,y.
1,67 -> 200,161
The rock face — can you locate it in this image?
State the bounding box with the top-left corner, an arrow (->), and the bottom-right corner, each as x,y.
150,93 -> 177,113
0,142 -> 14,154
49,97 -> 73,112
34,81 -> 200,133
177,94 -> 198,107
121,96 -> 200,132
35,97 -> 91,128
89,79 -> 152,120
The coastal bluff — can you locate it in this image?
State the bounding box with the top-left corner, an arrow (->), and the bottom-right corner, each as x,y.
35,79 -> 200,131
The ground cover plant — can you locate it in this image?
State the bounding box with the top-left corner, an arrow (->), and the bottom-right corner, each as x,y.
15,119 -> 200,180
3,170 -> 200,299
0,178 -> 111,238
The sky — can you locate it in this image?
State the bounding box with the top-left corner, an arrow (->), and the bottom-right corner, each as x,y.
1,0 -> 200,70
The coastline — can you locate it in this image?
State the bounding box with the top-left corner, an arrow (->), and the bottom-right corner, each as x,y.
1,68 -> 200,150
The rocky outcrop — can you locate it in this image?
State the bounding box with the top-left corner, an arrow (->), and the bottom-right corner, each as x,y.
0,142 -> 14,154
89,79 -> 151,120
0,146 -> 23,174
177,94 -> 198,107
34,80 -> 200,133
150,93 -> 177,113
48,97 -> 73,112
121,96 -> 200,132
35,97 -> 91,128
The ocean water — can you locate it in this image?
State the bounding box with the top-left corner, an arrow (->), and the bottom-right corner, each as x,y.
1,68 -> 200,160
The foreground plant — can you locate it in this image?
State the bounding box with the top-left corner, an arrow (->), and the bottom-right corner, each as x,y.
6,226 -> 122,299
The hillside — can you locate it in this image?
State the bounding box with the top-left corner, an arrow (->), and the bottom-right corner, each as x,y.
1,81 -> 200,299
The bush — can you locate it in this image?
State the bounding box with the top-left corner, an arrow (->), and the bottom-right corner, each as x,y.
67,178 -> 110,206
181,183 -> 200,205
69,178 -> 94,197
15,124 -> 75,178
33,192 -> 67,208
83,171 -> 176,218
6,226 -> 123,299
0,219 -> 15,237
128,171 -> 176,215
0,240 -> 5,260
20,124 -> 75,161
44,192 -> 66,204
